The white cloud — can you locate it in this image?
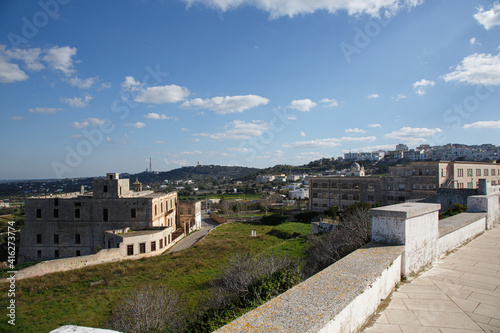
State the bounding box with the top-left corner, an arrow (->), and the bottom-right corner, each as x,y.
294,152 -> 324,160
300,131 -> 306,137
183,0 -> 423,18
463,120 -> 500,129
369,123 -> 382,128
194,120 -> 270,140
105,137 -> 114,143
442,52 -> 500,85
287,115 -> 297,121
134,84 -> 190,104
320,98 -> 338,107
66,76 -> 96,89
474,2 -> 500,30
9,116 -> 23,121
182,95 -> 269,114
121,76 -> 142,90
87,118 -> 106,127
181,128 -> 190,132
29,107 -> 64,114
228,147 -> 251,153
367,93 -> 380,99
5,47 -> 44,71
469,37 -> 481,46
288,99 -> 317,112
42,46 -> 77,76
0,46 -> 28,83
345,128 -> 366,134
72,121 -> 89,129
384,127 -> 441,144
143,113 -> 170,120
342,144 -> 397,153
127,122 -> 146,129
60,95 -> 93,108
155,140 -> 165,144
412,79 -> 435,95
392,94 -> 406,101
284,136 -> 376,149
163,158 -> 190,166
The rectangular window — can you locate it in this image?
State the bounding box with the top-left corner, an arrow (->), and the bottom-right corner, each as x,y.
353,194 -> 360,201
312,183 -> 318,188
75,234 -> 81,244
159,239 -> 163,248
103,208 -> 108,222
398,196 -> 405,202
131,208 -> 137,218
139,243 -> 146,254
457,169 -> 464,177
75,208 -> 80,219
127,245 -> 134,256
467,169 -> 473,177
322,183 -> 328,188
151,241 -> 156,251
342,183 -> 349,189
353,184 -> 359,189
76,250 -> 81,257
368,184 -> 375,190
37,234 -> 42,244
54,198 -> 59,206
188,208 -> 192,214
484,169 -> 489,176
103,185 -> 108,193
331,183 -> 338,188
36,209 -> 42,218
368,195 -> 374,202
419,169 -> 422,176
492,169 -> 496,176
37,250 -> 42,259
54,250 -> 59,258
53,209 -> 59,218
476,169 -> 481,176
54,234 -> 59,244
341,194 -> 348,200
154,205 -> 157,215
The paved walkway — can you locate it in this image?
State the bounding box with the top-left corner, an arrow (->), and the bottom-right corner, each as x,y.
167,213 -> 218,253
363,226 -> 500,333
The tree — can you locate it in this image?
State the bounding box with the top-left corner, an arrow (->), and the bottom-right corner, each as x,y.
260,193 -> 279,215
109,284 -> 184,333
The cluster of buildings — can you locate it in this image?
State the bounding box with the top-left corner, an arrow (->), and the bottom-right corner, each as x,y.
344,143 -> 499,162
309,160 -> 500,211
19,173 -> 201,262
256,173 -> 309,182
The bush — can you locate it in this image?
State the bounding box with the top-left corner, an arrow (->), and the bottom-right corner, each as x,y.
302,203 -> 371,277
188,252 -> 301,332
294,211 -> 319,223
267,228 -> 301,240
439,203 -> 467,220
109,284 -> 184,333
260,213 -> 287,226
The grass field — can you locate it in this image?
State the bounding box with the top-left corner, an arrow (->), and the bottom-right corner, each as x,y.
0,222 -> 310,332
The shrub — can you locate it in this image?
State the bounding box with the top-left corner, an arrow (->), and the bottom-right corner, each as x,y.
294,211 -> 319,223
109,284 -> 184,333
302,203 -> 371,277
260,213 -> 287,226
439,203 -> 467,219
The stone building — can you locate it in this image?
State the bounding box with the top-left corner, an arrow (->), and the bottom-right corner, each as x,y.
19,173 -> 201,262
179,201 -> 202,234
309,161 -> 500,212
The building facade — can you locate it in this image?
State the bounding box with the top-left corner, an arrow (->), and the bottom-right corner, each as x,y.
309,161 -> 500,212
19,173 -> 200,262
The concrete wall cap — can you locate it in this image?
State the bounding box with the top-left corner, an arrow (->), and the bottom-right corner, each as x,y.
370,202 -> 441,219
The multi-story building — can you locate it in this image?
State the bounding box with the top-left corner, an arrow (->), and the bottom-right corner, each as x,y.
309,161 -> 500,212
19,173 -> 200,262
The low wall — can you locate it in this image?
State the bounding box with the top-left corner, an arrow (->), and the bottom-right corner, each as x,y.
210,212 -> 227,224
216,244 -> 404,333
10,232 -> 185,281
437,212 -> 487,256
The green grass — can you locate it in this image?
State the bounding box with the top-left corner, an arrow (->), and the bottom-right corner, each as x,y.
0,222 -> 310,332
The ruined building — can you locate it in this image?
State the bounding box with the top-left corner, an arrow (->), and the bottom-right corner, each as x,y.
19,173 -> 201,262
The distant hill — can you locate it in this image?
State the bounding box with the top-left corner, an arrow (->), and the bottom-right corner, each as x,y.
121,165 -> 260,183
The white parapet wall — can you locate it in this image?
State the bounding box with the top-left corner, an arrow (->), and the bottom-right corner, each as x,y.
468,194 -> 499,229
370,203 -> 441,277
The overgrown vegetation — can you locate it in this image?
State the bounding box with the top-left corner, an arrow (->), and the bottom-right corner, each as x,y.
439,203 -> 467,220
302,202 -> 372,277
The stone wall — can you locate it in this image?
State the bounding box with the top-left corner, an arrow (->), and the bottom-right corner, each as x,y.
217,191 -> 500,333
210,212 -> 227,224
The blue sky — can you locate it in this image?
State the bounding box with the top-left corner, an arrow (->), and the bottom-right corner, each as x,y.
0,0 -> 499,180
